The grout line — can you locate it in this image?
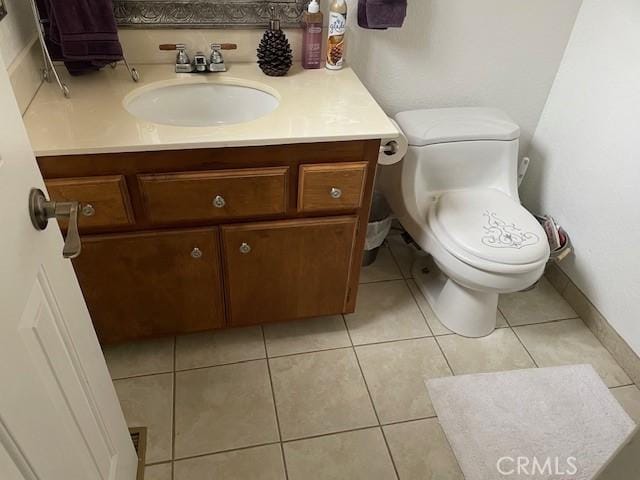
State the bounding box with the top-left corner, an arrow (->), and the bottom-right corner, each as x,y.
610,383 -> 637,390
508,316 -> 582,329
261,326 -> 289,480
386,235 -> 416,282
432,335 -> 456,376
381,414 -> 438,428
510,326 -> 540,368
343,315 -> 400,480
173,356 -> 268,374
282,423 -> 382,445
144,460 -> 172,467
111,370 -> 175,382
403,277 -> 436,338
172,441 -> 282,463
405,278 -> 456,376
379,427 -> 401,480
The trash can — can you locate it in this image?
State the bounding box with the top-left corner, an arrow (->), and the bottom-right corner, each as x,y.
362,192 -> 393,266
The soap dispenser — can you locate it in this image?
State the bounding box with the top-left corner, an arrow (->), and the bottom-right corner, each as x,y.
302,0 -> 324,69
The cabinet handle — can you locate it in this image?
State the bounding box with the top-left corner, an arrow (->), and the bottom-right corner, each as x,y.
191,247 -> 203,259
330,187 -> 342,199
239,242 -> 251,254
81,203 -> 96,217
213,195 -> 226,208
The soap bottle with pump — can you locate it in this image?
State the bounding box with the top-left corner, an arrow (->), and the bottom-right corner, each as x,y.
302,0 -> 324,69
326,0 -> 347,70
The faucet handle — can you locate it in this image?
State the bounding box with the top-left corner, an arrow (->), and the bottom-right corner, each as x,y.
159,43 -> 186,51
211,43 -> 238,51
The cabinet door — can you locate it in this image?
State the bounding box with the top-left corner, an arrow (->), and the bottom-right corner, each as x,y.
222,217 -> 357,326
73,228 -> 225,343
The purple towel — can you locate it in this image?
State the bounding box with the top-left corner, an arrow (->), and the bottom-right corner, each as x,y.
358,0 -> 407,30
36,0 -> 123,75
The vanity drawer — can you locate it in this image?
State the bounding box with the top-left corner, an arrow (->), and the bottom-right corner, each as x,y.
298,162 -> 367,212
138,167 -> 289,224
45,175 -> 134,230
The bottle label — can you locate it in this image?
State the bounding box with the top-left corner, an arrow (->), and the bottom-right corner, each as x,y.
328,12 -> 346,36
327,11 -> 346,68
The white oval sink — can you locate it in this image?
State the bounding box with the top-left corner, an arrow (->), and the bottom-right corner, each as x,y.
124,82 -> 279,127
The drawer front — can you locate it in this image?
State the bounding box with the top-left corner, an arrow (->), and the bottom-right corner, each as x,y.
138,167 -> 289,224
298,162 -> 367,212
45,175 -> 134,230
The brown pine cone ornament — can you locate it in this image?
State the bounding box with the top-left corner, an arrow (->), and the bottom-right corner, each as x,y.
257,7 -> 293,77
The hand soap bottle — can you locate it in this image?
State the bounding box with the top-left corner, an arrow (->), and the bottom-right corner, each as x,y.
302,0 -> 323,69
326,0 -> 347,70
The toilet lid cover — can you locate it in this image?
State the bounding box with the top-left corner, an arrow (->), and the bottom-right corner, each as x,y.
432,189 -> 550,265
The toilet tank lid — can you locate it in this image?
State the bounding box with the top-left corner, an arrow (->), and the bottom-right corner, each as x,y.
394,108 -> 520,147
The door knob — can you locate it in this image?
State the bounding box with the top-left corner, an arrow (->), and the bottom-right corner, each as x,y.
29,188 -> 82,259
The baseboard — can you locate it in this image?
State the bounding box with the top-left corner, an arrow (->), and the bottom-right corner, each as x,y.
545,263 -> 640,386
7,36 -> 43,115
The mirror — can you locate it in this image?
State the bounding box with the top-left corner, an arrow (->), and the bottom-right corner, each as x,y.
114,0 -> 307,28
0,0 -> 7,22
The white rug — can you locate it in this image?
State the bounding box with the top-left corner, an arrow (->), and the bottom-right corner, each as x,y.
426,365 -> 635,480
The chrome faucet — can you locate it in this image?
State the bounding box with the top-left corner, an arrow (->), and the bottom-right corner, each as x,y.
159,43 -> 238,73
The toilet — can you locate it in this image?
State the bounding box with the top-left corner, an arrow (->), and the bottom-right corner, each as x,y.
379,107 -> 550,338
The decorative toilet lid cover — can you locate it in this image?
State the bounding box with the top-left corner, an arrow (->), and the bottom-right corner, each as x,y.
432,189 -> 550,266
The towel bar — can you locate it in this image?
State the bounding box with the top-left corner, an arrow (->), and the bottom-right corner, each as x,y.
28,0 -> 140,98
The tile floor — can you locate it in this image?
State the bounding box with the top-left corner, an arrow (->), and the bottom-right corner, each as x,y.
104,234 -> 640,480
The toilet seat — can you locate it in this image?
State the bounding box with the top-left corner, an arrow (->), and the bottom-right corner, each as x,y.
428,189 -> 550,274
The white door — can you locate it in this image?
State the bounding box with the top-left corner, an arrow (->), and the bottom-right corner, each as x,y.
0,56 -> 138,479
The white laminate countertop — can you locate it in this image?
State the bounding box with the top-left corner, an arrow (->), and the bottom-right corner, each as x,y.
23,63 -> 398,157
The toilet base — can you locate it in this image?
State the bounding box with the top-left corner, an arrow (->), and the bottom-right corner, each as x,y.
412,257 -> 497,338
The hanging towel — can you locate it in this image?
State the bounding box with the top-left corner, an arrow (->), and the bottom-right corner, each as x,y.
358,0 -> 407,30
36,0 -> 123,75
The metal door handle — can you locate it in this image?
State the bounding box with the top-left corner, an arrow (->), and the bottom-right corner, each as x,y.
29,188 -> 82,259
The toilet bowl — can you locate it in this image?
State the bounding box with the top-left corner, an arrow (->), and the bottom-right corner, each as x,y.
379,108 -> 549,337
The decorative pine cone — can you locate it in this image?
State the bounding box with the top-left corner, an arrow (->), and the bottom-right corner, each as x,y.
257,29 -> 293,77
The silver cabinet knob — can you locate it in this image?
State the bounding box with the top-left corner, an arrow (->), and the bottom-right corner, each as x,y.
81,203 -> 96,217
330,187 -> 342,199
213,195 -> 226,208
191,247 -> 203,259
239,242 -> 251,254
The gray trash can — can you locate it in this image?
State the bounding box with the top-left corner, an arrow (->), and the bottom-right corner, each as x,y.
362,192 -> 393,266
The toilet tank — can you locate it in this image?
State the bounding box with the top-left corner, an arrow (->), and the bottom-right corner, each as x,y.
378,108 -> 522,239
395,107 -> 521,197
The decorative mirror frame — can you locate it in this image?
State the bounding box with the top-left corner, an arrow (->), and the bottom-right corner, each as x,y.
0,0 -> 7,23
113,1 -> 307,28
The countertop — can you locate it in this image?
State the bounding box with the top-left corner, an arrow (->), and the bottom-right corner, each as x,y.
23,63 -> 398,157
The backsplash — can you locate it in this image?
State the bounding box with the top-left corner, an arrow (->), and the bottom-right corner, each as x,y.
118,28 -> 303,64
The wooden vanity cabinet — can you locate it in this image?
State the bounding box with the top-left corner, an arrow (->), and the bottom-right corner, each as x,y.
37,140 -> 380,343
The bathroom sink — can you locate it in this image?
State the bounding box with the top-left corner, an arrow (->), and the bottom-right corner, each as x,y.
124,81 -> 279,127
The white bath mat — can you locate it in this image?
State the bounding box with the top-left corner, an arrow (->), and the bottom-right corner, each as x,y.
426,365 -> 635,480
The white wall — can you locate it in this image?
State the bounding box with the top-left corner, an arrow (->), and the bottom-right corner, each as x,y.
338,0 -> 582,153
0,0 -> 36,66
521,0 -> 640,354
120,0 -> 581,154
